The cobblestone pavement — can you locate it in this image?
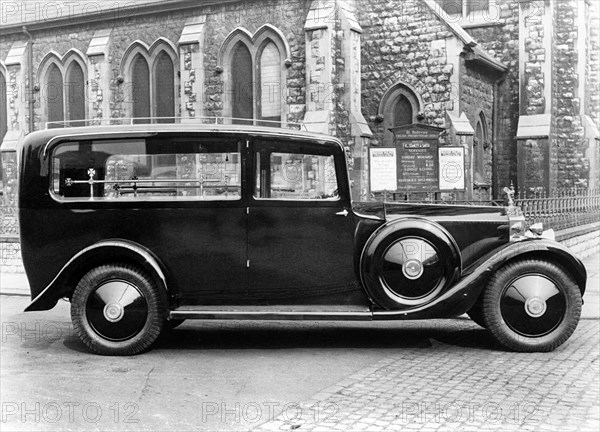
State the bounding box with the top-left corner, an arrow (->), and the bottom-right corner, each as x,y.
255,319 -> 600,432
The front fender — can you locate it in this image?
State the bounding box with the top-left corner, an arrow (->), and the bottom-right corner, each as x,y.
467,238 -> 587,295
373,238 -> 587,320
24,240 -> 170,312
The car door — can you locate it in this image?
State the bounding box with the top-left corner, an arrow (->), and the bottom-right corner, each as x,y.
247,138 -> 361,305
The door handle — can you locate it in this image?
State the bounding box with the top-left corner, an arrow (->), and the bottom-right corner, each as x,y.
336,209 -> 349,217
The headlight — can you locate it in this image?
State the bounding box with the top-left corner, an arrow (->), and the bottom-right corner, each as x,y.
528,223 -> 544,236
525,222 -> 556,241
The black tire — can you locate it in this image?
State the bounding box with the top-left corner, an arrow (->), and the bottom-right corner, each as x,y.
467,298 -> 487,328
71,263 -> 168,356
482,260 -> 582,352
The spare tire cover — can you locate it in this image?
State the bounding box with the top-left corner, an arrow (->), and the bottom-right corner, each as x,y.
361,219 -> 460,310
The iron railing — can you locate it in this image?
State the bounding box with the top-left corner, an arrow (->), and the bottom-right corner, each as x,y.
385,188 -> 600,231
514,189 -> 600,231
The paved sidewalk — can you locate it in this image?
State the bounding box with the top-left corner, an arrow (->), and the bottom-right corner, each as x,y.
254,320 -> 600,432
0,271 -> 29,297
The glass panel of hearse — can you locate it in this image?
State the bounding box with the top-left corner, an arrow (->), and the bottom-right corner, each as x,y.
51,138 -> 242,202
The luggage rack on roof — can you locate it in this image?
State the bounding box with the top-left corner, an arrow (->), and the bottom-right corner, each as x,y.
45,117 -> 308,131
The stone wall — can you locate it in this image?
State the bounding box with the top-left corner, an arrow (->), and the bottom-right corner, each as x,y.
464,0 -> 520,194
12,0 -> 311,127
358,0 -> 453,147
460,62 -> 494,190
586,0 -> 600,127
521,0 -> 547,116
559,227 -> 600,260
552,0 -> 588,189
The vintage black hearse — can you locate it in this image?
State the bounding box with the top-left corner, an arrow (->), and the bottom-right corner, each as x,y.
18,124 -> 586,355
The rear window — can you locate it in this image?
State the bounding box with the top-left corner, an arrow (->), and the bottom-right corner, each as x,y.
51,138 -> 242,202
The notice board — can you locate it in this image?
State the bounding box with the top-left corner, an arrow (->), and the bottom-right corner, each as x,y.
389,124 -> 443,193
369,148 -> 397,191
439,146 -> 466,191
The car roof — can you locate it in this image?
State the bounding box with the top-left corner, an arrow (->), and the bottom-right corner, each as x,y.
23,124 -> 344,156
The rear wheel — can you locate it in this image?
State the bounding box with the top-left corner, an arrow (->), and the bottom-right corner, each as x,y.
482,260 -> 582,352
71,264 -> 168,356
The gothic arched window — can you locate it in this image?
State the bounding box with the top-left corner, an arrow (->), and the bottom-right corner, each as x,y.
154,52 -> 175,123
0,70 -> 7,142
231,42 -> 254,123
39,51 -> 87,128
47,63 -> 64,127
132,54 -> 151,123
394,94 -> 413,128
259,41 -> 282,122
220,26 -> 290,125
379,83 -> 421,146
66,62 -> 86,126
122,39 -> 178,124
474,112 -> 488,180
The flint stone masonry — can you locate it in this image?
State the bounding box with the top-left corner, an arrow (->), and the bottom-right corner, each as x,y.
359,0 -> 453,148
464,0 -> 520,195
586,1 -> 600,127
552,0 -> 587,190
522,0 -> 548,116
460,63 -> 494,189
561,229 -> 600,260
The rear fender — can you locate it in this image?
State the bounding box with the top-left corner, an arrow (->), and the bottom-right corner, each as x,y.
24,240 -> 170,312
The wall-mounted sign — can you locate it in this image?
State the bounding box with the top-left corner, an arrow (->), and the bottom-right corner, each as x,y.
390,124 -> 443,193
439,146 -> 466,191
369,148 -> 397,191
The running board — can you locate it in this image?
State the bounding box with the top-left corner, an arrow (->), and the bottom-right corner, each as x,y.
170,305 -> 373,321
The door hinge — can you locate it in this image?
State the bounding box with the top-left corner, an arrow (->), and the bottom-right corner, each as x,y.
247,260 -> 250,268
247,207 -> 250,215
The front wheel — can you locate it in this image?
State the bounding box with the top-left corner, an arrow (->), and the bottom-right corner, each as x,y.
71,264 -> 168,356
482,260 -> 582,352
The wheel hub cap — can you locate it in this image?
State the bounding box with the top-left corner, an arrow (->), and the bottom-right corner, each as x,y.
403,259 -> 424,280
86,280 -> 148,342
103,303 -> 125,323
525,297 -> 547,318
500,274 -> 565,337
380,237 -> 446,305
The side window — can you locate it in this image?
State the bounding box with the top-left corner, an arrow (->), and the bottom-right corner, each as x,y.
254,142 -> 339,201
51,138 -> 242,202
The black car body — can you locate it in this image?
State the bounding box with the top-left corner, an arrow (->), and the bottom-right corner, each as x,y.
18,124 -> 587,355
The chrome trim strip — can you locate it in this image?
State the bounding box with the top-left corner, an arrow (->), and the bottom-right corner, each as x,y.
170,310 -> 373,321
41,126 -> 343,158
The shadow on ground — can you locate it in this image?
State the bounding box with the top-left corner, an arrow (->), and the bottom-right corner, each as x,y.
126,320 -> 501,352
